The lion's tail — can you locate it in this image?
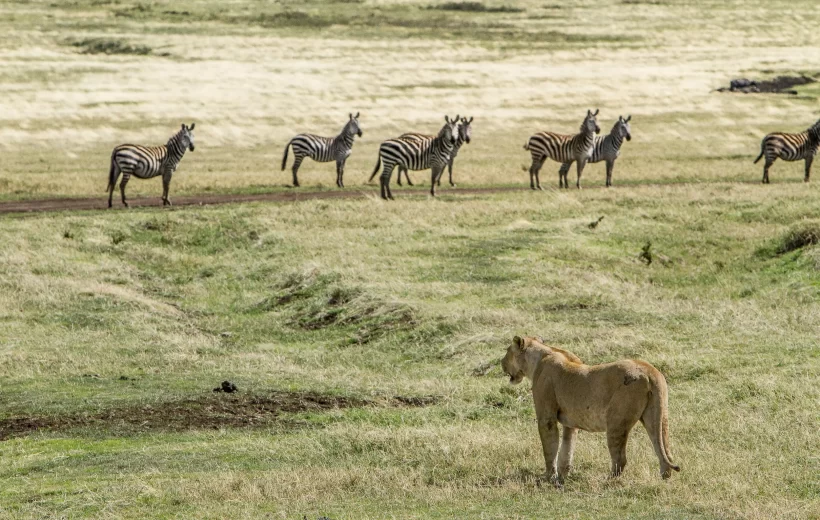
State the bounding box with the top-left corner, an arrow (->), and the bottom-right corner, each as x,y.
645,371 -> 680,478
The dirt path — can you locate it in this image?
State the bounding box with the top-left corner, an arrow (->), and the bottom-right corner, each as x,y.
0,187 -> 526,215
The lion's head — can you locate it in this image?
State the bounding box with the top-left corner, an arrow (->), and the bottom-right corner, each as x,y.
502,335 -> 532,385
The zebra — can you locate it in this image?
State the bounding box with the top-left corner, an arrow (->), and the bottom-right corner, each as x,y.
524,109 -> 600,190
107,123 -> 195,208
754,118 -> 820,183
396,116 -> 473,188
558,115 -> 631,188
281,113 -> 362,188
368,115 -> 460,200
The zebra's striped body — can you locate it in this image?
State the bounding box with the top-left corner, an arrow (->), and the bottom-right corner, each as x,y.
396,116 -> 473,188
281,113 -> 362,188
559,115 -> 631,187
524,109 -> 600,190
368,115 -> 460,200
754,119 -> 820,183
107,123 -> 195,208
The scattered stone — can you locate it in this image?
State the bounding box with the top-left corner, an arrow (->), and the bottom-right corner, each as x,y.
82,373 -> 101,379
220,331 -> 233,338
213,380 -> 238,393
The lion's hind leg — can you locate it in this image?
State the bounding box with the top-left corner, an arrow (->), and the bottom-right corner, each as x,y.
606,400 -> 643,477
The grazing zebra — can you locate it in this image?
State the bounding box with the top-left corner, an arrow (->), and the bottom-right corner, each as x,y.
754,118 -> 820,183
396,116 -> 473,188
368,115 -> 460,200
107,123 -> 195,208
524,109 -> 600,190
558,115 -> 631,187
281,113 -> 362,188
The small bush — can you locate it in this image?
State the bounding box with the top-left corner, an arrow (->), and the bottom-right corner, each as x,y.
110,230 -> 127,245
777,223 -> 820,255
428,2 -> 524,13
70,38 -> 152,56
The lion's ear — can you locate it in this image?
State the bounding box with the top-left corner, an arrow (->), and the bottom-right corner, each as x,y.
513,335 -> 524,348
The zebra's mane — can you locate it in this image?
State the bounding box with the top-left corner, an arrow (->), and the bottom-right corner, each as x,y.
167,127 -> 187,148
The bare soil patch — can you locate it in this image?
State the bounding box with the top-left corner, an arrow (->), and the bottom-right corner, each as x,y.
0,187 -> 523,215
0,391 -> 440,440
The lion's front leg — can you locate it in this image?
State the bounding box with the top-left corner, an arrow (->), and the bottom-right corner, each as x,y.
536,414 -> 561,485
557,426 -> 577,480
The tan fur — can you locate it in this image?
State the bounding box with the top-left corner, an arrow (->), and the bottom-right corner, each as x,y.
501,336 -> 680,484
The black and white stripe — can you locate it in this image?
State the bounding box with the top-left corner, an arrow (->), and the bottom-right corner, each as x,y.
107,123 -> 195,208
524,109 -> 600,190
396,116 -> 473,188
559,115 -> 631,187
368,115 -> 460,199
754,118 -> 820,183
281,113 -> 362,188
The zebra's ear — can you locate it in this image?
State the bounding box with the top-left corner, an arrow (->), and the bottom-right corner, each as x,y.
454,114 -> 460,122
593,109 -> 599,116
355,112 -> 360,119
625,115 -> 631,122
181,124 -> 186,130
468,116 -> 473,124
189,123 -> 195,130
445,115 -> 450,123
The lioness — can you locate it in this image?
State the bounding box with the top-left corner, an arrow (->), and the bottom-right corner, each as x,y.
502,336 -> 680,483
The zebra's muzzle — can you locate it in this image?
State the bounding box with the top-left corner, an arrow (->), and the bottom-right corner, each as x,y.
189,144 -> 196,151
357,130 -> 363,137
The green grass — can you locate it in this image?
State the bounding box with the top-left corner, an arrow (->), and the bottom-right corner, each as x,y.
2,0 -> 820,518
2,185 -> 819,518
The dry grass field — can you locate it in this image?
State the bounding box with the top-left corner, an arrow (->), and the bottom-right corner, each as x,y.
1,0 -> 819,519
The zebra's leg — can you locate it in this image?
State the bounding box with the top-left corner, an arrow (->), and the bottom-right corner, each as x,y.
162,172 -> 172,206
108,166 -> 121,209
291,155 -> 304,187
447,159 -> 456,187
576,159 -> 587,189
762,158 -> 773,184
559,162 -> 570,189
336,160 -> 343,188
380,164 -> 395,200
404,168 -> 414,186
119,174 -> 130,208
804,156 -> 813,182
431,165 -> 443,196
396,166 -> 404,186
606,160 -> 614,187
534,157 -> 545,190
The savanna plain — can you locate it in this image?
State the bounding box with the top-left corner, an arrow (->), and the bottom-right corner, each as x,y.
0,0 -> 819,518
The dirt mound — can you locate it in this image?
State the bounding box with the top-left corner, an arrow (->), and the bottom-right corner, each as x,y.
716,75 -> 816,94
0,391 -> 440,440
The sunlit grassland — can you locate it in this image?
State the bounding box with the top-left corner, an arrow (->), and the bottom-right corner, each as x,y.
1,0 -> 819,199
1,0 -> 820,519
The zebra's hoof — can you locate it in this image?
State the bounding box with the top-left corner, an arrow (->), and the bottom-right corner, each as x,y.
450,183 -> 456,188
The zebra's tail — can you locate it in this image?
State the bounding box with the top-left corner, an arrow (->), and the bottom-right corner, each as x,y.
523,140 -> 530,151
281,140 -> 292,171
368,155 -> 382,183
106,150 -> 117,192
753,146 -> 765,164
